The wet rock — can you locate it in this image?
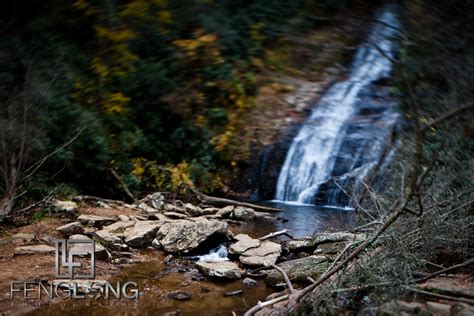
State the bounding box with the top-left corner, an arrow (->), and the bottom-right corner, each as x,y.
196,261 -> 242,280
164,254 -> 174,265
242,277 -> 257,287
153,219 -> 229,254
239,241 -> 282,266
176,265 -> 189,273
14,244 -> 55,255
56,222 -> 84,236
266,255 -> 329,287
52,200 -> 77,212
231,207 -> 256,221
69,234 -> 108,260
77,215 -> 116,228
123,221 -> 161,248
11,233 -> 35,244
168,291 -> 192,301
229,234 -> 261,255
191,273 -> 204,281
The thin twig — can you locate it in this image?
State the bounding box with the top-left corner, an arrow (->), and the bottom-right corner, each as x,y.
269,263 -> 295,293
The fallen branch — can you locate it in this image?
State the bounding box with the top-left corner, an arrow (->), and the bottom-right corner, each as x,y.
191,189 -> 281,212
74,195 -> 124,205
259,229 -> 292,241
296,205 -> 405,302
109,168 -> 135,201
415,258 -> 474,283
16,189 -> 55,213
244,294 -> 290,316
421,103 -> 474,134
407,287 -> 474,304
270,263 -> 295,293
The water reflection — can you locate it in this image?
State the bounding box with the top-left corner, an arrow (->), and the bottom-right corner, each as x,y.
255,201 -> 357,238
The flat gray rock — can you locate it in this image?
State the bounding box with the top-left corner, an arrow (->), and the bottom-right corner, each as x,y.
196,261 -> 242,279
229,234 -> 261,255
11,233 -> 35,244
68,234 -> 108,260
56,222 -> 84,236
239,240 -> 282,266
14,245 -> 55,255
123,221 -> 161,248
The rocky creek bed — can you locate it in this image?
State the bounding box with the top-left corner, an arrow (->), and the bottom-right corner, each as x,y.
0,193 -> 354,315
0,194 -> 472,315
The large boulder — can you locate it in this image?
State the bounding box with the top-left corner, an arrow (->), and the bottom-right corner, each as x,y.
14,245 -> 55,255
196,261 -> 242,279
230,207 -> 256,221
266,255 -> 329,287
123,221 -> 161,248
77,215 -> 116,228
56,222 -> 84,236
153,219 -> 229,254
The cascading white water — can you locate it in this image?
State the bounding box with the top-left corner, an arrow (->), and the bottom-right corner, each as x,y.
275,6 -> 400,204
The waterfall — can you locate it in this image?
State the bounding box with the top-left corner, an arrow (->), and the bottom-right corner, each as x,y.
275,6 -> 400,205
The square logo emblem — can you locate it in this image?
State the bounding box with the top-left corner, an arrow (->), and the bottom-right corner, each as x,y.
54,239 -> 95,279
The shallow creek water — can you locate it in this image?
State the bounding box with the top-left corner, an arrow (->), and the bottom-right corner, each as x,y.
29,204 -> 355,316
